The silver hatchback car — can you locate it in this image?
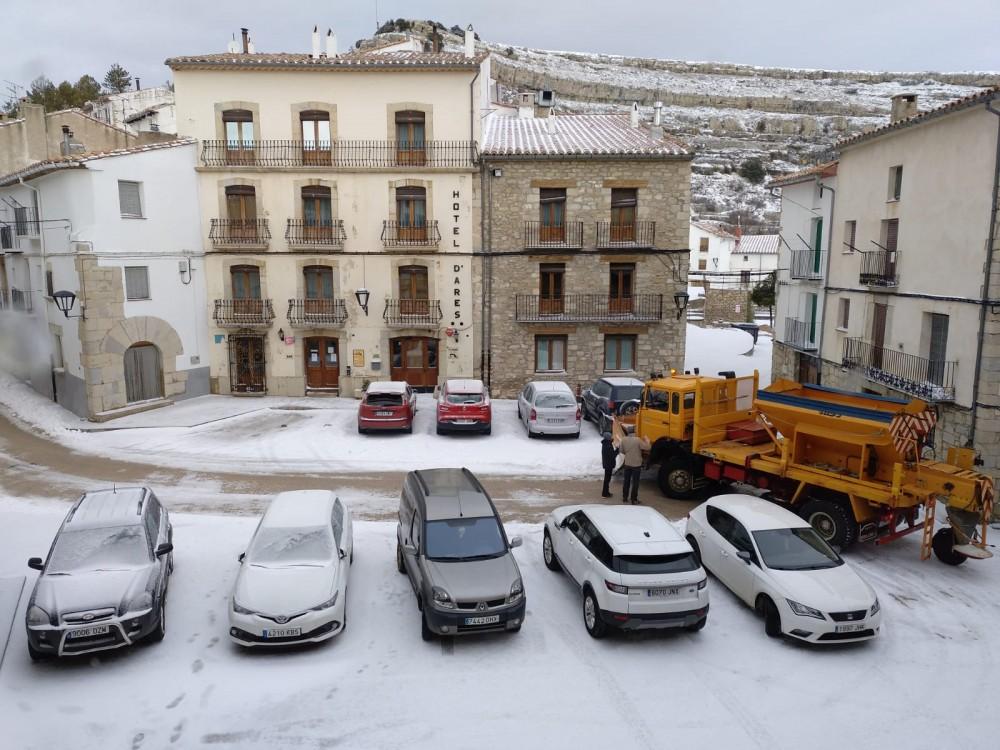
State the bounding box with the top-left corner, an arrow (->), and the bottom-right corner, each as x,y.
516,381 -> 581,438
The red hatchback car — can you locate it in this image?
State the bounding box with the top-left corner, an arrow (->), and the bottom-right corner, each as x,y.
358,381 -> 417,434
436,379 -> 492,435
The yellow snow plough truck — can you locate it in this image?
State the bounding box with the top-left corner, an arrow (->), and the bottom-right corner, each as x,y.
612,372 -> 995,565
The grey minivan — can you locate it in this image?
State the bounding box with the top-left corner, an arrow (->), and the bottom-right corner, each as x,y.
396,468 -> 526,640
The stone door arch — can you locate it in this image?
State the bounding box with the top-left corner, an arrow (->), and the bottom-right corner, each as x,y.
124,342 -> 163,403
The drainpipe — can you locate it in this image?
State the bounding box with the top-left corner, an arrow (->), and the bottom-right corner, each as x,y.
18,177 -> 55,400
817,180 -> 836,381
969,95 -> 1000,448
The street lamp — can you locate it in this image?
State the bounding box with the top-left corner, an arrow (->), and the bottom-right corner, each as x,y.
52,290 -> 85,319
673,291 -> 689,321
354,288 -> 370,316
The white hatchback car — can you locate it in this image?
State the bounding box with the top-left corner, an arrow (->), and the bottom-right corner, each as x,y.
516,381 -> 581,438
686,494 -> 881,643
543,505 -> 709,638
229,490 -> 353,647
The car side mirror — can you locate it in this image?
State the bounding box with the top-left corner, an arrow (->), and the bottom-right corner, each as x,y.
339,548 -> 347,560
238,552 -> 246,563
736,550 -> 752,565
558,518 -> 570,529
509,536 -> 523,549
155,543 -> 174,557
27,557 -> 44,571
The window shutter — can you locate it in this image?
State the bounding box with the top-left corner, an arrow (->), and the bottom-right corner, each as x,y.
125,266 -> 150,300
119,181 -> 143,217
885,219 -> 899,253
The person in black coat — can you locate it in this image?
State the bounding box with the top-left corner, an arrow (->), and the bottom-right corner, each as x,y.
601,431 -> 617,498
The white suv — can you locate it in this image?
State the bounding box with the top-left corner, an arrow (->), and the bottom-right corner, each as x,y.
542,504 -> 708,637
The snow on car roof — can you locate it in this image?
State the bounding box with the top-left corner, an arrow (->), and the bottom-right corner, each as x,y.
582,505 -> 684,547
366,381 -> 408,394
601,377 -> 644,387
444,379 -> 484,393
67,487 -> 149,529
262,490 -> 337,528
529,381 -> 573,392
706,494 -> 809,531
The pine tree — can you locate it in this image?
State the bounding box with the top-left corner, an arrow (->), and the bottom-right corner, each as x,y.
103,63 -> 132,94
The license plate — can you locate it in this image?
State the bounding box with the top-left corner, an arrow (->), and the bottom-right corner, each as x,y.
376,411 -> 394,416
464,615 -> 500,626
262,627 -> 302,639
67,625 -> 110,639
454,419 -> 475,425
834,623 -> 866,633
545,418 -> 564,424
647,587 -> 682,597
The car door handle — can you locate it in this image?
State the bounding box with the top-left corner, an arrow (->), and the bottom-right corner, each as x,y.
720,550 -> 729,558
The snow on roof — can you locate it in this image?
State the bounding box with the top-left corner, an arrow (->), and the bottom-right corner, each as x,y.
691,220 -> 737,238
737,234 -> 779,255
482,113 -> 690,158
530,380 -> 573,392
166,50 -> 487,71
0,138 -> 196,187
263,490 -> 337,528
69,488 -> 148,529
707,494 -> 809,531
444,378 -> 485,393
601,376 -> 644,386
366,381 -> 408,394
769,160 -> 838,188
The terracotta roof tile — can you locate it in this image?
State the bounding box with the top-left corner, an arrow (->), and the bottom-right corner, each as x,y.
769,160 -> 838,187
166,50 -> 488,70
691,220 -> 738,238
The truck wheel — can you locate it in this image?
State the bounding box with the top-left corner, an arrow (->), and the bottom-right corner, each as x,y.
932,528 -> 967,566
658,458 -> 696,499
800,498 -> 858,549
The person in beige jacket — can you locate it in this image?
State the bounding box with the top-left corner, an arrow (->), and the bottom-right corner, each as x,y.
618,427 -> 651,504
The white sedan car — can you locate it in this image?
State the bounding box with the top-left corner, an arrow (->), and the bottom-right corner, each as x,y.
229,490 -> 353,647
686,494 -> 881,643
543,504 -> 709,637
516,380 -> 581,438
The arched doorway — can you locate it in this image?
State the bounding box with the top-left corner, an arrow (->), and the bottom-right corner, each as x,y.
124,343 -> 163,403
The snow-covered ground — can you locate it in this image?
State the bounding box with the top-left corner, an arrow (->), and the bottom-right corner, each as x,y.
0,326 -> 771,478
1,496 -> 997,750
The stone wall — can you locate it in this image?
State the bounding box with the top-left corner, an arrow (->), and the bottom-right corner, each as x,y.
703,285 -> 752,324
771,340 -> 799,384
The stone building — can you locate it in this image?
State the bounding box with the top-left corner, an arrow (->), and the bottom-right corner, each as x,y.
479,103 -> 692,397
168,27 -> 489,397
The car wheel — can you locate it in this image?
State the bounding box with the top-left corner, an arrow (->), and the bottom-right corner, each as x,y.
168,552 -> 174,575
484,425 -> 492,436
421,610 -> 435,642
405,424 -> 413,434
396,542 -> 406,574
759,596 -> 782,638
436,424 -> 445,436
799,498 -> 858,550
149,599 -> 166,643
658,458 -> 697,499
573,431 -> 580,439
686,535 -> 702,567
527,428 -> 537,439
542,529 -> 561,572
686,617 -> 707,633
357,425 -> 366,435
582,404 -> 592,422
509,624 -> 522,634
27,643 -> 48,662
583,588 -> 607,639
932,527 -> 968,566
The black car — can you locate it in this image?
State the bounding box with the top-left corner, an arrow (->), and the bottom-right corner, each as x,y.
25,487 -> 173,660
581,376 -> 645,433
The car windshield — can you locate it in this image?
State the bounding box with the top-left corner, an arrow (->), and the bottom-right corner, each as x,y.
367,392 -> 403,406
248,526 -> 334,567
752,528 -> 843,571
535,393 -> 576,408
613,386 -> 643,402
47,526 -> 150,573
613,552 -> 699,575
425,517 -> 506,561
446,392 -> 482,405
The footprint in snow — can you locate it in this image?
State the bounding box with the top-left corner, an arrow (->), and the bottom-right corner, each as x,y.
207,636 -> 220,649
191,659 -> 204,673
166,694 -> 185,709
187,633 -> 200,643
131,733 -> 145,750
170,720 -> 185,744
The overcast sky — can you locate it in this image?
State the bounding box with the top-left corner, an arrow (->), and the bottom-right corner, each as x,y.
3,1 -> 997,97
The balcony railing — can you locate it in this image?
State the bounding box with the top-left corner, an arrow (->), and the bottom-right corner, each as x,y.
842,337 -> 955,402
200,140 -> 478,168
0,289 -> 33,312
383,299 -> 443,328
790,249 -> 824,280
515,293 -> 664,323
213,299 -> 275,328
523,221 -> 584,249
595,221 -> 656,249
285,219 -> 346,249
287,298 -> 348,328
783,317 -> 817,350
381,220 -> 441,247
209,219 -> 271,248
859,249 -> 899,287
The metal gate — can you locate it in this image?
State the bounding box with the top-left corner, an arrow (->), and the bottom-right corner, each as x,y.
228,333 -> 266,393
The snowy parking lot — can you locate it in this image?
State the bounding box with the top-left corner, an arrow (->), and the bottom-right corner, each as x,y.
1,496 -> 998,750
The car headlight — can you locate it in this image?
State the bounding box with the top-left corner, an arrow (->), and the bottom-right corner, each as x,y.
786,599 -> 825,620
122,591 -> 153,615
431,586 -> 455,609
232,599 -> 256,616
870,598 -> 880,617
509,578 -> 524,601
310,592 -> 339,611
27,605 -> 51,627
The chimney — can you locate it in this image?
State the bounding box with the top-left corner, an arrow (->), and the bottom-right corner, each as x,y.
464,24 -> 475,58
227,34 -> 239,53
326,28 -> 337,57
517,92 -> 535,119
653,101 -> 663,126
61,125 -> 72,156
630,101 -> 639,129
241,27 -> 249,53
890,93 -> 918,123
535,90 -> 555,118
312,26 -> 320,59
545,117 -> 557,135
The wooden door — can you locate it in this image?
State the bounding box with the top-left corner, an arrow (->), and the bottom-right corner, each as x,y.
223,111 -> 255,165
399,266 -> 430,316
395,111 -> 426,166
231,266 -> 262,317
539,263 -> 564,315
609,263 -> 635,314
539,188 -> 566,243
883,219 -> 898,280
124,344 -> 163,403
871,302 -> 888,369
300,112 -> 332,166
610,188 -> 637,242
305,337 -> 339,389
225,186 -> 258,242
390,337 -> 438,390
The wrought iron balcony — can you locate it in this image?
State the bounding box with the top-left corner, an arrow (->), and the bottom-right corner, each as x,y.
0,288 -> 33,312
381,220 -> 441,247
842,337 -> 955,402
595,221 -> 656,249
286,298 -> 348,328
789,249 -> 824,280
859,249 -> 899,287
200,140 -> 478,168
383,299 -> 443,328
285,219 -> 346,250
523,221 -> 583,249
515,294 -> 664,323
213,299 -> 275,329
783,317 -> 817,350
209,219 -> 271,249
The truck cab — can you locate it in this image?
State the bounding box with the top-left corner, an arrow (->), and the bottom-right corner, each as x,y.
635,375 -> 703,445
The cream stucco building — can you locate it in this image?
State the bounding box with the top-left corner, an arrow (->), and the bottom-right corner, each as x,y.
168,30 -> 489,396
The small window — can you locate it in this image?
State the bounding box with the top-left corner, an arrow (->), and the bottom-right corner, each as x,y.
124,266 -> 150,300
838,298 -> 850,330
740,270 -> 752,286
699,237 -> 709,253
697,259 -> 708,271
118,180 -> 143,217
645,388 -> 668,411
604,335 -> 636,371
843,220 -> 857,253
888,165 -> 903,201
46,269 -> 54,297
535,335 -> 567,372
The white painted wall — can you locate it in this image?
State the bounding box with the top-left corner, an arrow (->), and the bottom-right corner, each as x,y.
689,222 -> 735,274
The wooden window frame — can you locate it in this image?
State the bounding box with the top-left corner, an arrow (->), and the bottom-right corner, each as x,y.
534,335 -> 568,373
300,110 -> 332,166
539,263 -> 565,315
222,109 -> 255,165
539,188 -> 567,243
609,262 -> 635,313
610,188 -> 638,242
398,265 -> 430,315
395,111 -> 426,166
604,334 -> 637,372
